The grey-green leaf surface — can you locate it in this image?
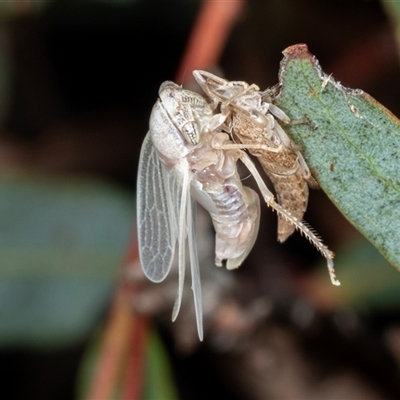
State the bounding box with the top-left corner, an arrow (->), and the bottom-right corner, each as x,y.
274,44 -> 400,272
0,173 -> 135,348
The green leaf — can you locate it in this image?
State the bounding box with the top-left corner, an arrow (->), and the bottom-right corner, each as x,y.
274,44 -> 400,272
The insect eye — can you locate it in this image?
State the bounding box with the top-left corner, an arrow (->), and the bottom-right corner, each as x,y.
182,122 -> 199,145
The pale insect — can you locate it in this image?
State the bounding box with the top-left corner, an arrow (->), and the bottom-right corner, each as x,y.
193,70 -> 340,286
137,81 -> 261,340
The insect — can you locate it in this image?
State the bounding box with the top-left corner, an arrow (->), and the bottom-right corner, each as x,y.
137,81 -> 262,340
138,79 -> 339,340
193,70 -> 340,286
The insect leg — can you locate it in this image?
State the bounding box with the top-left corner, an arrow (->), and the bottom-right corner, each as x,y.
193,69 -> 228,90
273,121 -> 294,148
206,113 -> 229,132
193,70 -> 228,110
261,158 -> 301,177
295,150 -> 312,180
222,83 -> 260,107
268,103 -> 291,124
193,70 -> 259,108
239,151 -> 340,286
272,114 -> 311,149
272,119 -> 317,183
213,141 -> 283,153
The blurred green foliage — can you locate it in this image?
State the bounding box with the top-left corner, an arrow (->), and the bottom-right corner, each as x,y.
144,329 -> 178,400
76,327 -> 178,400
383,0 -> 400,26
329,237 -> 400,312
0,173 -> 134,348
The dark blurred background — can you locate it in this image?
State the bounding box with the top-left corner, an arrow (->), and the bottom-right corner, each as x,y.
1,0 -> 400,399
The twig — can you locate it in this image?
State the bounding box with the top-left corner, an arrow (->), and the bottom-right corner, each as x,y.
176,0 -> 245,83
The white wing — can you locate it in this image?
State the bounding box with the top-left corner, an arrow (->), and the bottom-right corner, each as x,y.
170,166 -> 203,340
187,197 -> 203,340
137,132 -> 203,339
137,132 -> 178,282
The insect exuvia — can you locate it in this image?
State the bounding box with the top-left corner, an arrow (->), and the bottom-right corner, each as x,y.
193,70 -> 340,287
137,81 -> 261,340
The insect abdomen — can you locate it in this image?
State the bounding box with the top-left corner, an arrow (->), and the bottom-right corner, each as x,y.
259,157 -> 309,242
207,179 -> 260,270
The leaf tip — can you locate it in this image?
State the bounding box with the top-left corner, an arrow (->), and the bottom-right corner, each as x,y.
282,43 -> 311,59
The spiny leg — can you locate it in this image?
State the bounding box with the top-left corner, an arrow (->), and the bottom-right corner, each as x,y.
239,150 -> 340,286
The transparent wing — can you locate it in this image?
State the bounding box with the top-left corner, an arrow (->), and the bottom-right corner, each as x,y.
138,132 -> 204,334
161,160 -> 181,240
170,167 -> 203,340
187,197 -> 203,340
137,132 -> 179,282
171,167 -> 189,323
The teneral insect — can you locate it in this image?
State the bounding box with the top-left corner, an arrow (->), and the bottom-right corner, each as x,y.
138,79 -> 340,341
193,70 -> 340,286
137,81 -> 261,340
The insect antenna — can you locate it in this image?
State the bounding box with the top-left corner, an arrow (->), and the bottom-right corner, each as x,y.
178,67 -> 188,88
